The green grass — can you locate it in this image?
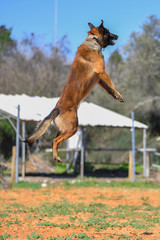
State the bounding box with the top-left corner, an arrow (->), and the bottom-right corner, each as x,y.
5,219 -> 22,226
12,181 -> 42,189
2,199 -> 159,231
27,232 -> 43,240
0,232 -> 16,239
85,163 -> 144,172
53,162 -> 67,174
9,178 -> 160,190
1,189 -> 159,239
37,221 -> 70,228
62,178 -> 160,189
46,233 -> 93,240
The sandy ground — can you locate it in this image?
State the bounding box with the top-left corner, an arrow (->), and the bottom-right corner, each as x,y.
0,185 -> 160,240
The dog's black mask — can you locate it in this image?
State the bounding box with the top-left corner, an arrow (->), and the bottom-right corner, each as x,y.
98,20 -> 118,48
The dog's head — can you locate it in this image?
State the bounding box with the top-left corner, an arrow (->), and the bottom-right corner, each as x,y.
88,20 -> 118,48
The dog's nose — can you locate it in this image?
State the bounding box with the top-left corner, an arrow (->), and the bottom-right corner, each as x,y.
110,33 -> 118,40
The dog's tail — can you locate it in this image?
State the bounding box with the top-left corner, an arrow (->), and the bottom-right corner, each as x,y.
24,108 -> 60,143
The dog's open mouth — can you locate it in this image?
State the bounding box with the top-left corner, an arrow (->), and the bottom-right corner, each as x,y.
102,31 -> 118,48
110,34 -> 118,45
110,33 -> 118,45
110,40 -> 116,45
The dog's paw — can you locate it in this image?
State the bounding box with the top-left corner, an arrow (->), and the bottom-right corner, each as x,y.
117,94 -> 124,102
53,155 -> 62,163
114,92 -> 124,102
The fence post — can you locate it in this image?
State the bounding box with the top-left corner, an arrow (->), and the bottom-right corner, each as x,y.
11,146 -> 16,183
146,152 -> 150,177
128,151 -> 133,181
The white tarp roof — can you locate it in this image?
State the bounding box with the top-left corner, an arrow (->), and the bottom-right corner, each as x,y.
0,94 -> 148,129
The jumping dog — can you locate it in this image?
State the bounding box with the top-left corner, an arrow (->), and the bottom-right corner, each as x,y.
25,20 -> 124,162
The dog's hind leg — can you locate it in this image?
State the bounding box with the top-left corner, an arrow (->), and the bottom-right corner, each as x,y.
53,111 -> 78,162
52,130 -> 77,162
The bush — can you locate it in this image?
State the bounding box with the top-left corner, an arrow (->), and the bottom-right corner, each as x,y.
0,120 -> 15,159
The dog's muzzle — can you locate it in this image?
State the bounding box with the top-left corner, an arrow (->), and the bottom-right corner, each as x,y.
109,33 -> 118,45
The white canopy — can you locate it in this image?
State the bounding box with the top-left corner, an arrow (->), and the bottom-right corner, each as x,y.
78,102 -> 148,129
0,94 -> 148,129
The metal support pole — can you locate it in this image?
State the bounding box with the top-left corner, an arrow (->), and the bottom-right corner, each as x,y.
80,127 -> 85,178
131,112 -> 136,182
143,128 -> 147,177
22,121 -> 25,179
54,0 -> 58,46
66,140 -> 70,172
15,105 -> 20,183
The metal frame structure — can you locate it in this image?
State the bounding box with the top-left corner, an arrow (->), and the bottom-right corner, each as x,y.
0,106 -> 26,183
0,107 -> 149,182
0,95 -> 149,182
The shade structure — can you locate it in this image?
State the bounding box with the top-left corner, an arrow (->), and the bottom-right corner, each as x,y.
0,94 -> 59,122
0,94 -> 148,129
78,102 -> 148,129
0,94 -> 149,181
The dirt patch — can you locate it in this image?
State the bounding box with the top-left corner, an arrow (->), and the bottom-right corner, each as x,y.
0,186 -> 160,239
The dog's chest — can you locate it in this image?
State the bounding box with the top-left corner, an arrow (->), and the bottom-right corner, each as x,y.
84,38 -> 101,52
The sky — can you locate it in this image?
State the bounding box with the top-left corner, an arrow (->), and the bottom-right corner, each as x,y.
1,0 -> 160,61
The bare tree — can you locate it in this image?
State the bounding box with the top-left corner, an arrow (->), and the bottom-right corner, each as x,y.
0,31 -> 70,97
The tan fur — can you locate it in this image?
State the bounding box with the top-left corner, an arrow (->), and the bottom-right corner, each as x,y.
26,22 -> 123,162
27,118 -> 52,143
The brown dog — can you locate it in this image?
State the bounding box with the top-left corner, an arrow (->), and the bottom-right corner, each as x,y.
25,20 -> 124,162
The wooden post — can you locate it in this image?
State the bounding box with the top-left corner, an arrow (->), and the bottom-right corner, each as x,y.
11,146 -> 16,183
129,151 -> 133,181
146,152 -> 150,177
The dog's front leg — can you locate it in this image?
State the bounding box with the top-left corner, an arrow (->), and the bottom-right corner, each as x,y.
98,71 -> 124,102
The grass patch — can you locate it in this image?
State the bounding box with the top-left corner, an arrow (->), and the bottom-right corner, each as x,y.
0,213 -> 11,218
5,219 -> 22,226
1,185 -> 159,239
27,232 -> 43,240
62,179 -> 160,189
37,221 -> 70,228
53,162 -> 67,174
130,220 -> 153,230
0,232 -> 16,239
10,178 -> 160,190
66,233 -> 92,240
35,201 -> 73,217
12,181 -> 41,189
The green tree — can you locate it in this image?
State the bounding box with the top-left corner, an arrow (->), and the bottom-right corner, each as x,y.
120,15 -> 160,134
123,15 -> 160,99
0,25 -> 16,58
0,120 -> 15,159
107,49 -> 124,85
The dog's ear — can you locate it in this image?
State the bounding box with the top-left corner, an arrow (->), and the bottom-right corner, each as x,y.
98,20 -> 104,32
88,22 -> 95,29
